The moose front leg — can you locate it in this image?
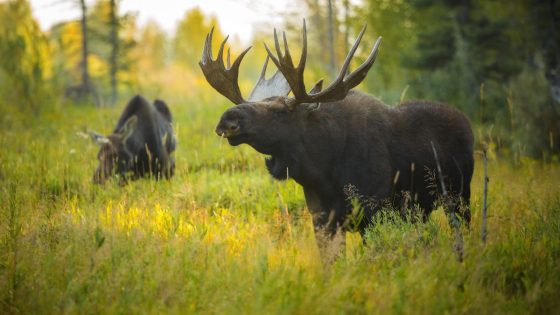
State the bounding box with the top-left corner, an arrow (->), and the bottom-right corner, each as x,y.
303,187 -> 346,263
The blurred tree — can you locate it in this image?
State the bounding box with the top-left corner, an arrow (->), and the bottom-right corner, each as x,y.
78,0 -> 91,101
109,0 -> 118,104
526,0 -> 560,104
87,0 -> 136,105
135,21 -> 167,74
280,0 -> 349,91
0,0 -> 51,113
327,0 -> 336,75
50,0 -> 137,106
358,0 -> 415,104
500,0 -> 560,157
172,8 -> 225,70
131,20 -> 168,96
400,0 -> 526,119
341,0 -> 350,54
50,21 -> 82,86
358,0 -> 559,156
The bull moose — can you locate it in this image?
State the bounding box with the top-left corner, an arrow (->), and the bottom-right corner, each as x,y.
200,22 -> 473,249
90,95 -> 176,184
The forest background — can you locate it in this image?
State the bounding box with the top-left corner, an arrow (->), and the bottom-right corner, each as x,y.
2,0 -> 559,157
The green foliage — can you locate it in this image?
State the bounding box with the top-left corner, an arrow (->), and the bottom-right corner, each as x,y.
507,66 -> 560,157
358,0 -> 416,105
405,2 -> 455,69
45,0 -> 137,106
0,0 -> 51,112
172,8 -> 225,70
136,21 -> 167,72
355,0 -> 559,156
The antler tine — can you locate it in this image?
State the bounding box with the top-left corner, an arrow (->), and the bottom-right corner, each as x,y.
273,28 -> 284,61
298,19 -> 307,75
312,24 -> 368,97
216,35 -> 229,67
201,28 -> 212,63
259,55 -> 270,81
282,32 -> 293,67
226,47 -> 231,68
309,79 -> 323,94
264,42 -> 279,70
198,27 -> 250,104
343,36 -> 382,89
230,46 -> 251,70
328,25 -> 367,90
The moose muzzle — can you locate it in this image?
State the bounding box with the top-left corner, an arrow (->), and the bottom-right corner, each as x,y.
215,119 -> 240,138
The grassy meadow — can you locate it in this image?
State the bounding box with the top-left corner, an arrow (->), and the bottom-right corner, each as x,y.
1,96 -> 559,314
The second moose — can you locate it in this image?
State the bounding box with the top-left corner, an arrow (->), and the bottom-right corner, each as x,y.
90,95 -> 176,184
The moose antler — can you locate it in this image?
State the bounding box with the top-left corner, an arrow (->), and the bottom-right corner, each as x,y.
199,28 -> 251,105
264,20 -> 382,109
200,28 -> 292,105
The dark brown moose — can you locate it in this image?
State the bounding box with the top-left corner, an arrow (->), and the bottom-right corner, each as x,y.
200,22 -> 473,250
90,95 -> 176,184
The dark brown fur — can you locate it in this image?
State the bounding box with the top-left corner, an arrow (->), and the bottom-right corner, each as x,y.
216,91 -> 473,235
93,95 -> 176,184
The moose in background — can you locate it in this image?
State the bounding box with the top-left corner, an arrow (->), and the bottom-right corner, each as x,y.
90,95 -> 176,185
200,21 -> 473,254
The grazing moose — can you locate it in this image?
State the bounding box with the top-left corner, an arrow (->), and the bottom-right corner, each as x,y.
200,22 -> 473,251
90,95 -> 176,184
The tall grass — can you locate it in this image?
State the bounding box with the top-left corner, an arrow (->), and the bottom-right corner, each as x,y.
1,97 -> 559,314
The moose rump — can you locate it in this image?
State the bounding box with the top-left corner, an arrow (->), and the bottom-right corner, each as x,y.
91,95 -> 176,184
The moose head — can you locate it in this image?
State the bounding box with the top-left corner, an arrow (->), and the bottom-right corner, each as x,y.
200,21 -> 381,158
90,115 -> 137,184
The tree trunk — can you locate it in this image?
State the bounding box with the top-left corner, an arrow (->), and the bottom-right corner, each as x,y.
79,0 -> 90,100
342,0 -> 350,74
306,0 -> 327,67
109,0 -> 119,106
543,0 -> 560,103
327,0 -> 336,76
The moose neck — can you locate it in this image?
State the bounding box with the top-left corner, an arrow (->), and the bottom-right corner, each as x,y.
263,134 -> 333,189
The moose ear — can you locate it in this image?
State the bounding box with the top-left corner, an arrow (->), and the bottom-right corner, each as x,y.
119,115 -> 138,141
309,79 -> 324,94
89,131 -> 110,146
301,80 -> 324,112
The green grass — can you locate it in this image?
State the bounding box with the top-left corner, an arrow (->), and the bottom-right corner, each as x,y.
1,97 -> 559,314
